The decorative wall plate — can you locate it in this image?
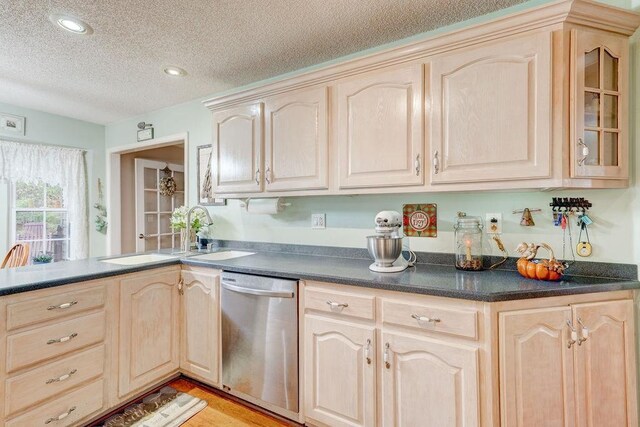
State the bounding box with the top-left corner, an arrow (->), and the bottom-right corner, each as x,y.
403,204 -> 437,237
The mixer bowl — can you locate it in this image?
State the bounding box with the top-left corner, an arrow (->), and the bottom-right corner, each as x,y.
366,235 -> 403,267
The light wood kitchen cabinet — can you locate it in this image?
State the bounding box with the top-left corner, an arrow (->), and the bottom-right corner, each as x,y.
336,64 -> 424,189
212,103 -> 263,194
180,268 -> 220,386
571,29 -> 628,179
118,268 -> 181,397
304,315 -> 376,427
264,87 -> 329,192
430,31 -> 552,184
573,300 -> 637,427
499,300 -> 637,427
380,332 -> 480,427
499,306 -> 575,427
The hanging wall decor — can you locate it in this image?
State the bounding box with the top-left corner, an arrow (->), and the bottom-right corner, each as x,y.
403,203 -> 437,237
197,144 -> 226,206
159,164 -> 177,197
94,178 -> 108,234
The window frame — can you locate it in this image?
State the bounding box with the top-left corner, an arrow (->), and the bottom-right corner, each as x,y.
9,180 -> 71,261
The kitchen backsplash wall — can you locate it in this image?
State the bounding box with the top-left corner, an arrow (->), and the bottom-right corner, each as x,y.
105,0 -> 640,266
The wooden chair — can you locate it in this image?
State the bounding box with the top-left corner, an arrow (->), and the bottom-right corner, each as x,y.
1,243 -> 30,269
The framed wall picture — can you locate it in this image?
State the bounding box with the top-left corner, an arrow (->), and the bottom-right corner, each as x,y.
0,113 -> 25,136
197,144 -> 225,206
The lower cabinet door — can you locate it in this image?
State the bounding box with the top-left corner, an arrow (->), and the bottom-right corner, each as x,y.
380,332 -> 480,427
304,315 -> 376,427
499,306 -> 575,427
119,269 -> 181,397
180,269 -> 220,385
573,300 -> 637,427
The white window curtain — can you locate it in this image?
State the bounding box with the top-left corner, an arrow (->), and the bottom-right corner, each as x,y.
0,140 -> 88,259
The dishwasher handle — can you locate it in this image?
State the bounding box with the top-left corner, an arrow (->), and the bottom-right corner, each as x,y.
221,281 -> 295,298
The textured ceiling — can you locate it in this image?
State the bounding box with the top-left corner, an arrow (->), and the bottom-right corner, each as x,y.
0,0 -> 527,124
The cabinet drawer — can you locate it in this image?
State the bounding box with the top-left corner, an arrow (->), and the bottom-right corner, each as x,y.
6,285 -> 106,331
7,311 -> 106,373
305,287 -> 375,320
5,345 -> 105,417
6,379 -> 105,427
381,299 -> 478,340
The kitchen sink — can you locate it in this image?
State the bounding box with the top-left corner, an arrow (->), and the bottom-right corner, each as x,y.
190,251 -> 255,261
100,253 -> 179,265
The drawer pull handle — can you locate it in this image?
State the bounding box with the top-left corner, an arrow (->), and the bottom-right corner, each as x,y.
411,314 -> 441,323
326,301 -> 349,310
47,333 -> 78,345
47,301 -> 78,310
46,369 -> 77,384
365,339 -> 372,365
45,406 -> 76,424
384,342 -> 391,369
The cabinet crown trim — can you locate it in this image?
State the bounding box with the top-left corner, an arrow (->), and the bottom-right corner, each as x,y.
203,0 -> 640,112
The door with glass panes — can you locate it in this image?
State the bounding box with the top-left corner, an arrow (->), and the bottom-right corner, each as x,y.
134,159 -> 184,252
572,29 -> 628,179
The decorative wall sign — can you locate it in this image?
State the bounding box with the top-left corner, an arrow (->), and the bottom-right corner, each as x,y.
403,203 -> 437,237
137,127 -> 154,142
0,113 -> 25,135
197,144 -> 226,206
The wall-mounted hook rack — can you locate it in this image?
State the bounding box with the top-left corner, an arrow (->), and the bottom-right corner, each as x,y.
549,197 -> 592,214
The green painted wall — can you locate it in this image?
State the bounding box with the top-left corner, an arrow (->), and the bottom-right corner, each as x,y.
0,102 -> 106,257
105,0 -> 640,266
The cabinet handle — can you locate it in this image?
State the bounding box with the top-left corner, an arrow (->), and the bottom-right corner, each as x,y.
178,278 -> 184,295
365,339 -> 372,365
265,167 -> 272,184
415,154 -> 421,176
567,320 -> 578,348
326,300 -> 348,310
255,168 -> 261,186
45,406 -> 76,424
46,369 -> 77,384
577,138 -> 589,166
433,151 -> 440,174
383,342 -> 391,369
577,317 -> 589,345
47,301 -> 78,311
47,333 -> 78,345
411,314 -> 441,324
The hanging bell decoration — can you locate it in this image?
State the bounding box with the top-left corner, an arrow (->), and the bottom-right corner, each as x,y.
520,208 -> 535,226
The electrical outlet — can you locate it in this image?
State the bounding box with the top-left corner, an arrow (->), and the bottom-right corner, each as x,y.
312,213 -> 326,229
486,213 -> 502,234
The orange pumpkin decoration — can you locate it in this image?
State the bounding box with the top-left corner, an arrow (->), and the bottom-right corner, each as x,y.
515,242 -> 565,281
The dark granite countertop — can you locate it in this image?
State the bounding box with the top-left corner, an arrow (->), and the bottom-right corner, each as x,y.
0,249 -> 638,302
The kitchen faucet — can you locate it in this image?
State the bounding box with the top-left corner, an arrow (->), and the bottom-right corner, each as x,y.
184,205 -> 213,253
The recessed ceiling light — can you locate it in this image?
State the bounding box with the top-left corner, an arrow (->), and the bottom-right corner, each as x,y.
49,14 -> 93,35
163,66 -> 188,77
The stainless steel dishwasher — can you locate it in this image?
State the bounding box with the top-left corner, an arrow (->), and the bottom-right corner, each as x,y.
220,271 -> 298,420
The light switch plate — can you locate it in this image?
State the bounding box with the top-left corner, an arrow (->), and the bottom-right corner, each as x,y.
312,213 -> 326,229
486,213 -> 502,234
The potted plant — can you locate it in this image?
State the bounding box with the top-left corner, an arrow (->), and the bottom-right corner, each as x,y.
32,253 -> 53,265
170,206 -> 210,250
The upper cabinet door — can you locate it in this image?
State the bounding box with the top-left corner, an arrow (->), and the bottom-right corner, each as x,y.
572,300 -> 637,427
571,30 -> 628,179
337,64 -> 425,189
499,306 -> 576,427
430,32 -> 552,183
264,87 -> 329,192
212,103 -> 263,194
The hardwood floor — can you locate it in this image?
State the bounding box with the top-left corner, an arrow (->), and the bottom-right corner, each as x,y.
169,378 -> 295,427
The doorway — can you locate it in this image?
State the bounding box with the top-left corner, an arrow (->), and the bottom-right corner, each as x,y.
107,134 -> 189,255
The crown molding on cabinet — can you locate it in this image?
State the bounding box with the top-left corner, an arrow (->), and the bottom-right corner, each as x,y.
203,0 -> 640,112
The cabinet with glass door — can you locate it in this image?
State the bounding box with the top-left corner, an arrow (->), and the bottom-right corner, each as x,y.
572,29 -> 628,179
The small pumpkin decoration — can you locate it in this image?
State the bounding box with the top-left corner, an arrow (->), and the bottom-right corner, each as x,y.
515,242 -> 566,281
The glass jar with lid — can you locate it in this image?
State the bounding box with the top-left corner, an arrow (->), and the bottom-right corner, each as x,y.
454,213 -> 483,271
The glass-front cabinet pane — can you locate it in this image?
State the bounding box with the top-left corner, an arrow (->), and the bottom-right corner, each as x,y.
574,30 -> 626,178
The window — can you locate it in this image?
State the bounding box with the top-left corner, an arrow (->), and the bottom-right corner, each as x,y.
11,180 -> 70,263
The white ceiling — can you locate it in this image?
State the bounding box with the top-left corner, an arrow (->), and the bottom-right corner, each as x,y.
0,0 -> 527,125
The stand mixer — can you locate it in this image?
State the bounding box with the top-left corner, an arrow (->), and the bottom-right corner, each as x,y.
366,211 -> 416,273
